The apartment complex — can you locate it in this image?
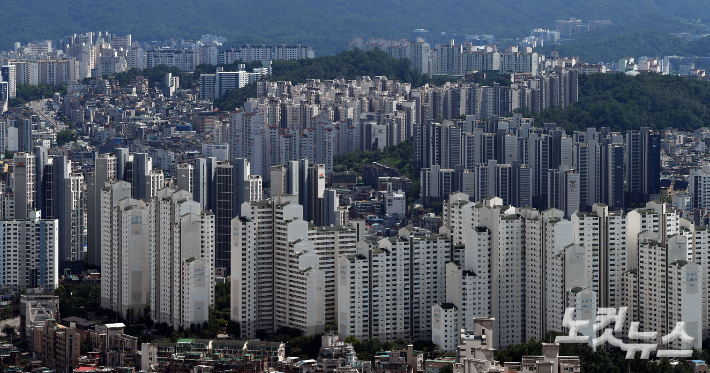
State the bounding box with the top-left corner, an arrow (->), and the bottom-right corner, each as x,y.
430,194 -> 704,351
337,228 -> 450,342
231,196 -> 360,338
100,183 -> 216,328
416,118 -> 660,213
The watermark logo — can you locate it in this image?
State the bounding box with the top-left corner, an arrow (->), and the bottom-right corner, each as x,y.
555,307 -> 694,359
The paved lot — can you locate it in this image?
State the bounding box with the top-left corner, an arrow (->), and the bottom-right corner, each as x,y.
0,317 -> 19,330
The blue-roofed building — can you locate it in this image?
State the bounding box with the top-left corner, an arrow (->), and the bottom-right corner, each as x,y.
688,360 -> 707,373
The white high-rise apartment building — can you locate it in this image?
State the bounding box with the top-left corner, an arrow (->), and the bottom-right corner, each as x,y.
431,303 -> 459,352
100,195 -> 151,317
231,200 -> 276,338
480,202 -> 526,348
245,175 -> 263,202
442,194 -> 541,348
229,110 -> 269,178
522,208 -> 574,340
410,40 -> 430,76
667,260 -> 703,350
437,42 -> 463,75
146,170 -> 165,199
314,120 -> 335,173
500,48 -> 539,75
408,230 -> 450,340
308,224 -> 359,325
627,201 -> 679,268
338,228 -> 450,342
442,192 -> 476,245
269,203 -> 324,335
0,211 -> 58,292
87,153 -> 116,268
437,227 -> 492,346
523,208 -> 544,341
232,196 -> 345,338
440,193 -> 709,350
102,183 -> 215,328
151,189 -> 215,329
626,235 -> 702,349
681,220 -> 710,338
282,239 -> 327,335
545,244 -> 589,334
13,152 -> 35,219
338,241 -> 412,342
571,203 -> 627,308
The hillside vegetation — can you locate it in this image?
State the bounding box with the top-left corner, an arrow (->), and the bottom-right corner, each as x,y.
215,49 -> 437,110
496,332 -> 703,373
1,0 -> 709,55
524,73 -> 710,133
537,31 -> 710,63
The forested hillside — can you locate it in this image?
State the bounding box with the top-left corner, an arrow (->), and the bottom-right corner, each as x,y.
215,50 -> 437,110
524,73 -> 710,133
536,31 -> 710,63
1,0 -> 708,55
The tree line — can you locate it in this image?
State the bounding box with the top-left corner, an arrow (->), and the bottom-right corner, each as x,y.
495,331 -> 703,373
523,72 -> 710,133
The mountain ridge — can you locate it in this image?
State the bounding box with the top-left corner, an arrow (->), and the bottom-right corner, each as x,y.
2,0 -> 709,55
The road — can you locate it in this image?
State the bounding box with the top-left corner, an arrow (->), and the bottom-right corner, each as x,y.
28,99 -> 60,128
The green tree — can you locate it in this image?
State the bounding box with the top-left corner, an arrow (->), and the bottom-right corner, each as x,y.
521,73 -> 710,133
54,283 -> 101,319
80,339 -> 90,354
56,129 -> 78,146
2,325 -> 15,343
15,83 -> 67,103
226,320 -> 240,338
439,364 -> 453,373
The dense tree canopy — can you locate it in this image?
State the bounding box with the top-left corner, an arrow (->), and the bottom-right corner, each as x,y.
55,283 -> 102,319
56,129 -> 79,146
269,49 -> 431,87
523,73 -> 710,133
213,84 -> 257,112
333,139 -> 414,179
495,332 -> 700,373
537,31 -> 710,64
9,83 -> 67,107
